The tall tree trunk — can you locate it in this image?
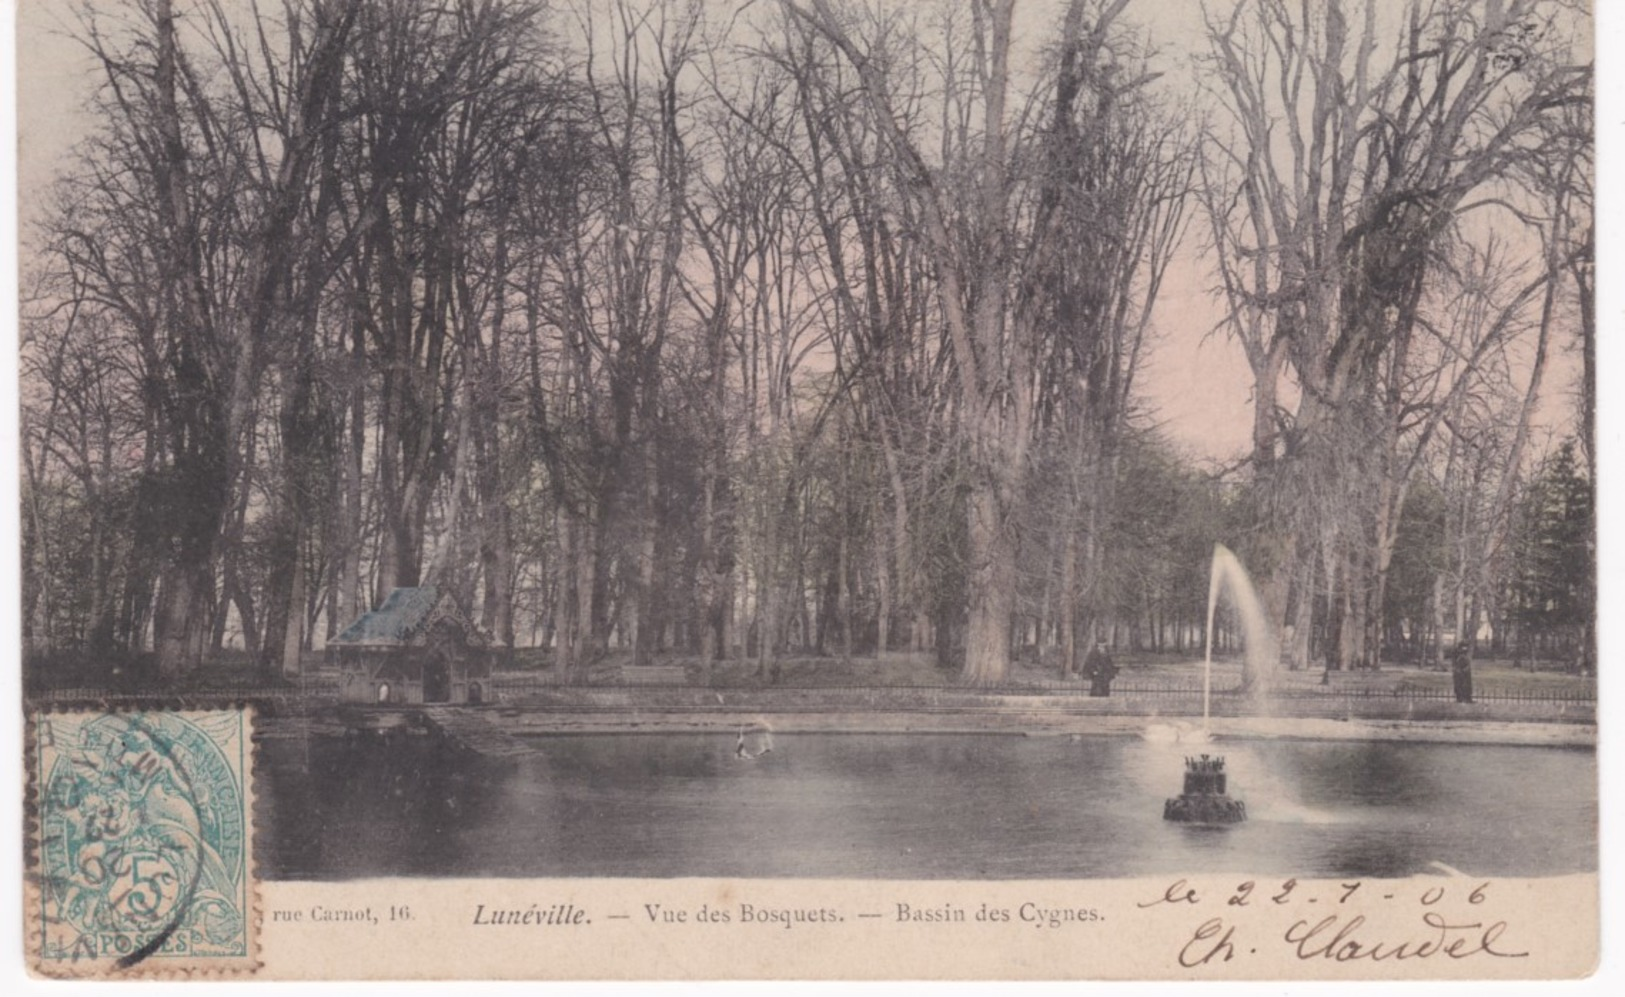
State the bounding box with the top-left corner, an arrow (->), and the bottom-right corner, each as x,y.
1430,574 -> 1447,670
874,524 -> 890,657
281,553 -> 307,677
337,309 -> 366,621
962,473 -> 1017,685
633,441 -> 659,667
1059,528 -> 1079,679
151,0 -> 231,678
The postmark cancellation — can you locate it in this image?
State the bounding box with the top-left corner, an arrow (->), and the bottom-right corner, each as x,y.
25,708 -> 257,977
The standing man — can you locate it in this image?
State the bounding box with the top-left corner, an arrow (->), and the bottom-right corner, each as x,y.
1451,640 -> 1474,704
1084,641 -> 1118,698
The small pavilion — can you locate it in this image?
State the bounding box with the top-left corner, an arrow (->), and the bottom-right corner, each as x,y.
330,586 -> 493,705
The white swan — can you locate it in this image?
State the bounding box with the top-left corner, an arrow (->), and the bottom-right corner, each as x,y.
735,725 -> 774,760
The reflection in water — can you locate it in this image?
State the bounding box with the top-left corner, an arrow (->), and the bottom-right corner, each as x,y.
256,731 -> 1595,881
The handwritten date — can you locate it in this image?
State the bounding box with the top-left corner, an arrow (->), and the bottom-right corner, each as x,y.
1139,878 -> 1490,910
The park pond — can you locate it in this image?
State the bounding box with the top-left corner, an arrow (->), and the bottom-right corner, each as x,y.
256,730 -> 1595,881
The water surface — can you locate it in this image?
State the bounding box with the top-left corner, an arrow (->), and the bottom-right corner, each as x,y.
257,732 -> 1595,880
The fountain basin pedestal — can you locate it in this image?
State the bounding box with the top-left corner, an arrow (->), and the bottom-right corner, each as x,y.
1164,754 -> 1247,824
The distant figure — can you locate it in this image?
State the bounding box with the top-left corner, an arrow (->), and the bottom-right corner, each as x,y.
1083,642 -> 1118,698
735,726 -> 773,760
1451,641 -> 1474,704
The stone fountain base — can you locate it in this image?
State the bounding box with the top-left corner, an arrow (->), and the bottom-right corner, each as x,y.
1164,754 -> 1246,824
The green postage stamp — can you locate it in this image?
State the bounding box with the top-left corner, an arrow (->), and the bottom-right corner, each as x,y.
26,709 -> 257,977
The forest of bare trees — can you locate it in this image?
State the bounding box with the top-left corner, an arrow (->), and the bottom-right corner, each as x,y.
20,0 -> 1593,688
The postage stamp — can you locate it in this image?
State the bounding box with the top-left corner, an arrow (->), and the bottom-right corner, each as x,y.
25,709 -> 257,978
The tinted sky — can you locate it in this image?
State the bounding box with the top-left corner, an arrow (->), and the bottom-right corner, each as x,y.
12,0 -> 1594,463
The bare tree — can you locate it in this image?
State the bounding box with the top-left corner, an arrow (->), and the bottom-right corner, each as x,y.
1202,0 -> 1589,681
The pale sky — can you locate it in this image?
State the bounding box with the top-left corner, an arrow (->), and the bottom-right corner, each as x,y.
10,0 -> 1589,464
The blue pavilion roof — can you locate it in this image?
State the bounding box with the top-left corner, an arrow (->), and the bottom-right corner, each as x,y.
331,586 -> 441,646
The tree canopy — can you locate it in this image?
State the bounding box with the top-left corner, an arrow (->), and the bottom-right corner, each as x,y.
20,0 -> 1593,687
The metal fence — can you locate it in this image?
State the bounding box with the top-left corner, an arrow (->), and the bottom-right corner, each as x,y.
30,671 -> 1594,707
33,674 -> 343,702
478,672 -> 1596,705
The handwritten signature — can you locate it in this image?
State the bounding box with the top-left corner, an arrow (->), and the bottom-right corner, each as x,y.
1175,912 -> 1528,967
1138,879 -> 1529,968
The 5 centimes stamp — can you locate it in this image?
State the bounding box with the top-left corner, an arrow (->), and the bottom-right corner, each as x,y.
26,709 -> 257,978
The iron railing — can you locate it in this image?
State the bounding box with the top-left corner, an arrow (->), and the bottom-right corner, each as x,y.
29,672 -> 1594,706
476,673 -> 1594,705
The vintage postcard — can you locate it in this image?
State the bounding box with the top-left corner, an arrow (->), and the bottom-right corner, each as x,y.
14,0 -> 1600,982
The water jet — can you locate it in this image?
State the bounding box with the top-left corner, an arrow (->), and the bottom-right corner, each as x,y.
1204,542 -> 1275,724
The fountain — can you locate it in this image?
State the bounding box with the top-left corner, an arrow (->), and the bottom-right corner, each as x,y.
1163,754 -> 1247,824
1154,545 -> 1274,821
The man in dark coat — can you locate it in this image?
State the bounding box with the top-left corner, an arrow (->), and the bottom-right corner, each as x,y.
1083,642 -> 1118,697
1451,640 -> 1474,704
